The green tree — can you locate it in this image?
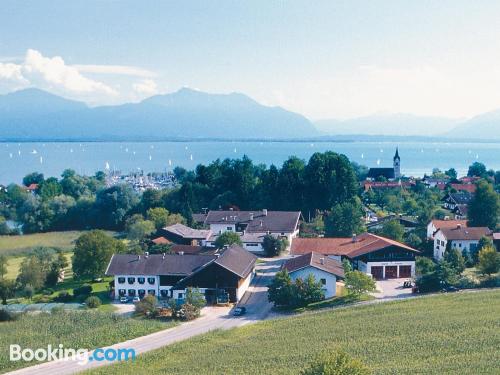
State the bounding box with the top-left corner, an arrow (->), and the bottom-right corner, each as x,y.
213,231 -> 242,248
300,350 -> 371,375
22,172 -> 44,187
72,230 -> 126,280
0,255 -> 7,280
415,256 -> 436,277
405,232 -> 422,249
468,180 -> 500,228
467,162 -> 487,178
293,274 -> 325,307
473,236 -> 495,264
0,279 -> 15,304
85,296 -> 102,308
146,207 -> 170,230
477,246 -> 500,276
16,256 -> 47,290
262,235 -> 288,257
127,219 -> 155,241
444,248 -> 466,274
381,220 -> 404,242
268,269 -> 294,307
342,259 -> 353,274
135,294 -> 158,317
39,177 -> 62,200
325,199 -> 365,237
445,168 -> 458,180
344,271 -> 376,296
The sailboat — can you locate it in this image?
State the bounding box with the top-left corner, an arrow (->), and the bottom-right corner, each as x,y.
190,154 -> 193,161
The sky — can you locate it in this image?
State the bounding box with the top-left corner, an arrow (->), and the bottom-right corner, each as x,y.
2,1 -> 500,120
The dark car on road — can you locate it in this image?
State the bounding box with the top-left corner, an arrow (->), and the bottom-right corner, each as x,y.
233,306 -> 247,316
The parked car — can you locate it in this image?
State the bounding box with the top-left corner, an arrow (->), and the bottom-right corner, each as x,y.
132,296 -> 141,303
442,285 -> 460,293
119,296 -> 129,303
233,306 -> 247,316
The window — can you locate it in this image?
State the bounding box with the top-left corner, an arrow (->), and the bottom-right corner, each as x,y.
138,289 -> 146,297
178,293 -> 184,299
148,277 -> 155,285
226,227 -> 232,231
127,277 -> 136,284
138,277 -> 145,284
459,243 -> 462,248
128,289 -> 136,297
118,289 -> 126,296
320,278 -> 326,286
117,277 -> 125,284
246,243 -> 259,247
160,290 -> 169,298
148,290 -> 155,296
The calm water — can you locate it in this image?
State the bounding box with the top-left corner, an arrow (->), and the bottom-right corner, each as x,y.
0,141 -> 499,184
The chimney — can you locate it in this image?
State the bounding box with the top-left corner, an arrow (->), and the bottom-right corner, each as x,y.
320,257 -> 325,265
145,251 -> 149,258
178,251 -> 184,256
162,253 -> 165,259
229,207 -> 234,211
249,212 -> 254,221
262,209 -> 268,216
352,233 -> 357,243
260,220 -> 263,227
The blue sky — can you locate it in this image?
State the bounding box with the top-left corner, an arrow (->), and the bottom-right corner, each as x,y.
1,1 -> 500,119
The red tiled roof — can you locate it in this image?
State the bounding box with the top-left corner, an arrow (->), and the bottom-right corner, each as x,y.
437,227 -> 491,241
430,220 -> 468,230
450,184 -> 477,193
25,183 -> 39,191
291,233 -> 418,259
283,252 -> 345,278
152,237 -> 171,245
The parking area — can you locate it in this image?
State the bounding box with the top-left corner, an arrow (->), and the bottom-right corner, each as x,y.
374,278 -> 414,299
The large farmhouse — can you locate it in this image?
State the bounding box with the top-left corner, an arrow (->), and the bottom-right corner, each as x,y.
105,245 -> 257,303
426,219 -> 468,239
433,225 -> 492,260
291,233 -> 418,280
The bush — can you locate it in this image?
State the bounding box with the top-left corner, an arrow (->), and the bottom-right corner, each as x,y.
85,296 -> 102,308
300,350 -> 371,375
415,272 -> 441,293
41,288 -> 55,296
73,284 -> 93,297
457,275 -> 480,289
479,275 -> 500,288
177,303 -> 200,321
0,309 -> 18,322
135,295 -> 158,318
55,291 -> 73,302
33,295 -> 52,304
344,271 -> 376,296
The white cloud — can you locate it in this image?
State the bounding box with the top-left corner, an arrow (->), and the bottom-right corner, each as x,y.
21,49 -> 117,96
0,62 -> 29,90
74,64 -> 156,78
133,79 -> 158,96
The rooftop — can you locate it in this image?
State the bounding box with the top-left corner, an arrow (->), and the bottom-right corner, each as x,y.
204,210 -> 300,233
283,252 -> 344,278
437,226 -> 492,241
163,223 -> 211,239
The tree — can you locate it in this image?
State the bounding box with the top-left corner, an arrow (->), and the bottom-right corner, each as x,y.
300,350 -> 371,375
0,279 -> 15,304
185,287 -> 206,310
39,177 -> 62,200
467,162 -> 487,178
474,236 -> 495,264
325,199 -> 365,237
405,232 -> 422,249
85,296 -> 102,308
16,256 -> 47,290
213,231 -> 242,248
268,269 -> 294,307
95,184 -> 139,229
127,219 -> 155,241
146,207 -> 170,230
444,248 -> 466,274
415,256 -> 436,277
262,235 -> 288,257
468,180 -> 500,228
23,172 -> 44,187
342,259 -> 353,274
135,294 -> 157,317
380,220 -> 404,242
445,168 -> 458,180
72,230 -> 126,280
477,246 -> 500,276
344,271 -> 376,296
293,274 -> 325,307
0,255 -> 7,280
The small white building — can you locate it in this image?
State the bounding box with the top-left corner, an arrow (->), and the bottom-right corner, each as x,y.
282,252 -> 345,298
426,219 -> 468,240
433,225 -> 492,260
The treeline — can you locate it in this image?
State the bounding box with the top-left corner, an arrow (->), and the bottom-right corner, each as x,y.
0,152 -> 361,233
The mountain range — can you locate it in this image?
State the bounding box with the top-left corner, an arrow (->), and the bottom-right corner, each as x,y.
1,88 -> 500,140
0,88 -> 317,140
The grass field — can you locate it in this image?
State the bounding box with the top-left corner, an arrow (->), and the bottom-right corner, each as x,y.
0,310 -> 175,373
0,231 -> 88,256
89,290 -> 500,375
4,252 -> 73,281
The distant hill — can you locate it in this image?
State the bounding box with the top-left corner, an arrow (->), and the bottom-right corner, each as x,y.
315,113 -> 459,136
0,88 -> 317,140
445,109 -> 500,140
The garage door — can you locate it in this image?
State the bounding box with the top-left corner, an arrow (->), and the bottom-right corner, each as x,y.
371,266 -> 383,280
385,266 -> 398,279
399,265 -> 412,278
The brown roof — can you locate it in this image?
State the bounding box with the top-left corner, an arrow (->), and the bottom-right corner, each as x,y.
204,210 -> 300,233
214,245 -> 257,278
105,253 -> 216,276
437,227 -> 492,241
493,233 -> 500,240
171,244 -> 217,255
152,236 -> 171,245
290,233 -> 418,258
430,220 -> 468,230
163,223 -> 211,239
450,183 -> 477,193
283,252 -> 344,278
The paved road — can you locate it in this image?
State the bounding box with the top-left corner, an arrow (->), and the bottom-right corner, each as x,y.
5,258 -> 283,375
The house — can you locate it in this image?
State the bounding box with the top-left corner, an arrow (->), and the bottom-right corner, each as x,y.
367,214 -> 418,232
442,192 -> 473,218
363,180 -> 415,191
366,148 -> 401,181
201,209 -> 301,249
433,225 -> 492,260
159,223 -> 211,245
282,252 -> 344,298
450,183 -> 477,194
205,231 -> 274,253
105,245 -> 257,303
291,233 -> 419,280
422,176 -> 449,189
426,219 -> 468,239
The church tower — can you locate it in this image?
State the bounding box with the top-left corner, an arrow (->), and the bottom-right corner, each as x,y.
393,148 -> 401,179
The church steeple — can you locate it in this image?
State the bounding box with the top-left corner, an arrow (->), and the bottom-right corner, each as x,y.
393,147 -> 401,179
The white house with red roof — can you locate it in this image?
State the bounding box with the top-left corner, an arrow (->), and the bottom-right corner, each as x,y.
426,219 -> 468,239
433,225 -> 492,260
291,233 -> 418,280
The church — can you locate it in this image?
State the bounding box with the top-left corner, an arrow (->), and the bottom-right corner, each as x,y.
367,148 -> 401,180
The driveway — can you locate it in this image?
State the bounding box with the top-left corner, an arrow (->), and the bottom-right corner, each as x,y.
374,278 -> 414,299
5,258 -> 282,375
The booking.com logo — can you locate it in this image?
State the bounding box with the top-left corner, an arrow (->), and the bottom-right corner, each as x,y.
10,344 -> 136,365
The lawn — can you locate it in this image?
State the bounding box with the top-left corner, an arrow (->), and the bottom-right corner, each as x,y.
4,252 -> 73,281
0,231 -> 86,256
0,310 -> 175,374
89,290 -> 500,375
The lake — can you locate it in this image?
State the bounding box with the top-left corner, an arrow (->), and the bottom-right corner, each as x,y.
0,141 -> 499,184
